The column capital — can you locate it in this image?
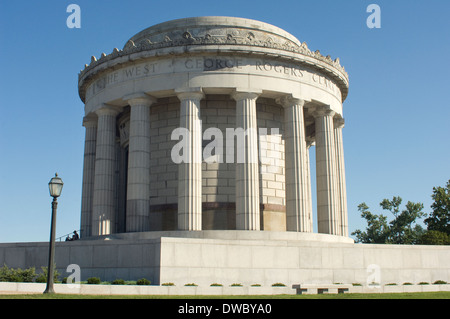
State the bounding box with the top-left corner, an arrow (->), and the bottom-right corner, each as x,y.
306,136 -> 316,148
231,89 -> 262,102
82,114 -> 98,128
310,105 -> 335,118
123,93 -> 157,107
95,104 -> 121,117
175,87 -> 204,101
276,95 -> 305,108
334,116 -> 345,129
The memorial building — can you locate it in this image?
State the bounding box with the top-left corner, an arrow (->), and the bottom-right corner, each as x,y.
78,16 -> 350,238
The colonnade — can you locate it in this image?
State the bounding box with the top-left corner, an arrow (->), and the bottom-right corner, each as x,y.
80,89 -> 348,238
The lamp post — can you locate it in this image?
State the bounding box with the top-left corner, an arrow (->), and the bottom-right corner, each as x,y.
43,173 -> 64,294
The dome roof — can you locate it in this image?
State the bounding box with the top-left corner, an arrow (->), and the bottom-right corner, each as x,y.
125,16 -> 302,50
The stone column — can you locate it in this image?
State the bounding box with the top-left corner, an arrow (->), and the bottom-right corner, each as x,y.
312,106 -> 339,235
279,96 -> 311,232
334,117 -> 348,237
176,88 -> 204,231
80,115 -> 97,238
92,105 -> 120,236
232,91 -> 260,231
124,94 -> 156,232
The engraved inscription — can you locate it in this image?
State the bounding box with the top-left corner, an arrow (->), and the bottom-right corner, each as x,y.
87,56 -> 339,99
124,63 -> 158,78
185,58 -> 243,71
312,73 -> 337,92
255,60 -> 304,78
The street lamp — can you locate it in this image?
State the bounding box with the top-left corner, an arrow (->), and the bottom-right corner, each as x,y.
43,173 -> 64,294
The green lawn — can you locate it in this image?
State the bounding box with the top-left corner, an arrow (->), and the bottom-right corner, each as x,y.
1,292 -> 449,299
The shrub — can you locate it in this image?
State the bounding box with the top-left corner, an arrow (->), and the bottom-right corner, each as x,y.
230,283 -> 242,287
35,266 -> 60,283
0,265 -> 9,282
272,283 -> 286,287
34,273 -> 46,283
210,283 -> 223,287
433,280 -> 447,285
87,277 -> 101,284
0,265 -> 36,283
251,284 -> 261,287
112,279 -> 125,285
162,282 -> 174,286
18,267 -> 36,283
352,283 -> 362,286
385,283 -> 397,286
184,283 -> 197,286
418,282 -> 429,285
136,278 -> 151,285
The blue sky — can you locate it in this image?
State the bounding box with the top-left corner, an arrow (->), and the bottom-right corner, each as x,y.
0,0 -> 449,243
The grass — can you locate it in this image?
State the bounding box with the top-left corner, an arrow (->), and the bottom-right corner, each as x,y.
1,292 -> 449,299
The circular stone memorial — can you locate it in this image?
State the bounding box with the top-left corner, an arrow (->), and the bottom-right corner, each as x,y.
78,16 -> 350,239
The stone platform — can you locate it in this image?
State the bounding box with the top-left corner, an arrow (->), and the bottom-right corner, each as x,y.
1,282 -> 449,296
0,231 -> 449,287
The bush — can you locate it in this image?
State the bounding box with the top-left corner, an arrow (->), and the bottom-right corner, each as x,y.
34,266 -> 60,283
18,268 -> 36,283
112,279 -> 125,285
87,277 -> 101,284
433,280 -> 447,285
272,283 -> 286,287
136,278 -> 151,285
230,283 -> 242,287
210,283 -> 223,287
162,282 -> 174,286
0,265 -> 36,283
251,284 -> 261,287
35,273 -> 46,283
184,283 -> 197,286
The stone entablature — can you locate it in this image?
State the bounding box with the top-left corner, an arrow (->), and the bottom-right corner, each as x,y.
82,56 -> 343,107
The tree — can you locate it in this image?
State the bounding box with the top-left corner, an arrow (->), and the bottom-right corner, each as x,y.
352,203 -> 389,244
380,197 -> 425,244
418,230 -> 450,245
352,197 -> 425,244
424,180 -> 450,235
